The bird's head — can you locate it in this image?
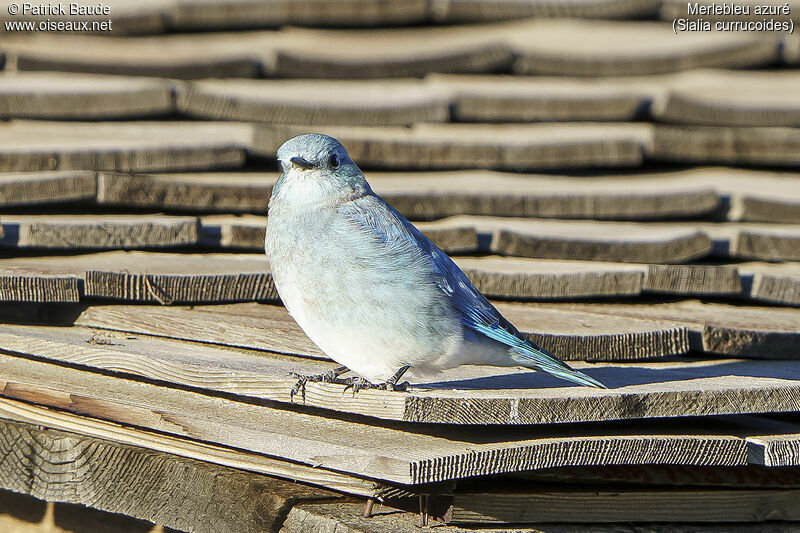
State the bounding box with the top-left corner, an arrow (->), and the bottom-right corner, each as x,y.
272,134 -> 369,208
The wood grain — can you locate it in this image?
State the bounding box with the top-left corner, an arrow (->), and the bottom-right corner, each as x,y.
0,255 -> 85,303
4,32 -> 277,78
80,251 -> 275,303
740,262 -> 800,307
97,172 -> 273,213
272,24 -> 514,78
0,72 -> 174,120
0,171 -> 96,208
0,215 -> 199,250
432,0 -> 661,22
255,123 -> 653,170
3,321 -> 800,426
642,264 -> 742,296
0,121 -> 252,172
448,489 -> 800,523
427,74 -> 660,122
371,169 -> 719,220
0,353 -> 756,484
535,300 -> 800,359
508,20 -> 779,76
460,216 -> 713,263
177,79 -> 449,126
655,69 -> 800,127
652,125 -> 800,167
172,0 -> 429,29
0,415 -> 339,533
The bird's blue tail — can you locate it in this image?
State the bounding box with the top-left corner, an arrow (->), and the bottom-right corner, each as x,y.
510,342 -> 607,389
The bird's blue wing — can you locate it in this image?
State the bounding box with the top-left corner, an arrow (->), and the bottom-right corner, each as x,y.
339,195 -> 605,389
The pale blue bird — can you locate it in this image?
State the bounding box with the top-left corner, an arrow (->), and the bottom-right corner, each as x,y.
265,134 -> 606,397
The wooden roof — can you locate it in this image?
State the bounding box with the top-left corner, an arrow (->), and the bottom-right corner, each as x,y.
0,3 -> 799,531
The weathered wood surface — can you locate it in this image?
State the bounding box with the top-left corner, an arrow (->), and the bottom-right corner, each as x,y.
642,264 -> 742,296
3,32 -> 277,78
699,222 -> 800,262
700,167 -> 800,224
456,216 -> 713,263
0,415 -> 340,533
172,0 -> 429,29
200,215 -> 479,253
0,397 -> 375,498
0,121 -> 252,172
4,322 -> 800,425
431,0 -> 661,22
273,24 -> 514,78
748,428 -> 800,467
0,215 -> 199,250
0,353 -> 755,483
655,70 -> 800,127
0,256 -> 85,303
371,169 -> 718,220
80,251 -> 275,303
256,123 -> 652,170
456,256 -> 646,299
72,299 -> 689,361
448,489 -> 800,524
0,171 -> 96,208
507,20 -> 779,76
535,300 -> 800,359
651,125 -> 800,167
0,72 -> 174,120
178,79 -> 449,126
97,172 -> 273,213
427,74 -> 660,122
741,262 -> 800,307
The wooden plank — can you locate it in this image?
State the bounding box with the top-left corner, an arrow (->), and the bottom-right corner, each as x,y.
255,123 -> 653,171
0,171 -> 96,207
0,215 -> 199,250
455,256 -> 646,299
172,0 -> 429,29
432,0 -> 661,22
0,256 -> 85,303
0,415 -> 340,533
0,72 -> 174,120
200,215 -> 480,253
643,264 -> 742,296
0,121 -> 252,172
4,320 -> 800,426
651,125 -> 800,167
535,300 -> 800,359
740,261 -> 800,307
448,489 -> 800,524
80,251 -> 275,303
427,74 -> 660,122
177,78 -> 449,126
452,216 -> 713,263
273,24 -> 514,78
371,169 -> 719,220
97,172 -> 272,213
0,352 -> 752,484
655,69 -> 800,127
3,32 -> 277,79
748,431 -> 800,467
507,20 -> 779,76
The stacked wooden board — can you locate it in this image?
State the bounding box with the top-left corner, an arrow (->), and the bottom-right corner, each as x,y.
0,2 -> 799,532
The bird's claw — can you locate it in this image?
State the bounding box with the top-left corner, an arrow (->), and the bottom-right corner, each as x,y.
342,378 -> 410,396
287,368 -> 349,404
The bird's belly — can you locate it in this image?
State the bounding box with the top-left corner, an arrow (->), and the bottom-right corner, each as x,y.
275,259 -> 458,383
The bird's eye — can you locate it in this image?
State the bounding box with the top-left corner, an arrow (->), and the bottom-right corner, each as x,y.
329,154 -> 340,169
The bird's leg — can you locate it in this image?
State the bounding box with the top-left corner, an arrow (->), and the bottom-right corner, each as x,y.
342,365 -> 411,395
288,365 -> 350,403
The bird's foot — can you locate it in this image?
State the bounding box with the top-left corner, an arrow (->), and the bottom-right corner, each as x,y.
342,377 -> 411,396
288,366 -> 349,403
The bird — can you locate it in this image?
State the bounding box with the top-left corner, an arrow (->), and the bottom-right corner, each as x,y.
264,133 -> 606,399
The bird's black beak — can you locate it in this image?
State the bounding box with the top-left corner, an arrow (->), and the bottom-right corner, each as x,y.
290,156 -> 315,170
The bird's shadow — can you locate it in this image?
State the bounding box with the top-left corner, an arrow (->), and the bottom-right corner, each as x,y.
413,358 -> 800,391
